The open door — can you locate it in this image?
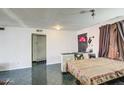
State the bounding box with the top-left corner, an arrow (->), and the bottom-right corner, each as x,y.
32,34 -> 46,63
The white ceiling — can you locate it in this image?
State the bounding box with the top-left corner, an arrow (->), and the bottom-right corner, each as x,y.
0,8 -> 124,31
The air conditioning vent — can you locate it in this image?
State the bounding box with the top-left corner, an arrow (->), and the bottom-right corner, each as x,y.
0,27 -> 5,30
36,29 -> 43,32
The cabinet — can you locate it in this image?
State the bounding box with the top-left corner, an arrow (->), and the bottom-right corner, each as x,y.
61,53 -> 75,73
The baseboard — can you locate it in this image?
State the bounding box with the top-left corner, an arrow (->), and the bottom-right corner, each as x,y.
47,62 -> 61,65
0,66 -> 31,72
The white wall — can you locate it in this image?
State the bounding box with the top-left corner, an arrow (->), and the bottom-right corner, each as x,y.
46,30 -> 77,65
0,27 -> 77,71
0,27 -> 33,71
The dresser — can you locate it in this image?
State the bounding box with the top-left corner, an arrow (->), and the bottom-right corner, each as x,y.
61,53 -> 75,73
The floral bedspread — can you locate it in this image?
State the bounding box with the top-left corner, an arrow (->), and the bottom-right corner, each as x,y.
67,58 -> 124,85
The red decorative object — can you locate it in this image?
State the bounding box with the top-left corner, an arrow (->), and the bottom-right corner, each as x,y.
79,36 -> 86,42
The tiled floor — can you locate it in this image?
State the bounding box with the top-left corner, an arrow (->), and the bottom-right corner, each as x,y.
0,63 -> 76,85
0,63 -> 124,85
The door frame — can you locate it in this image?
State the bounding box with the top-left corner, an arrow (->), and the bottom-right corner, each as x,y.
31,33 -> 47,65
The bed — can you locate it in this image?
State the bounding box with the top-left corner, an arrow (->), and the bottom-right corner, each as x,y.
67,58 -> 124,85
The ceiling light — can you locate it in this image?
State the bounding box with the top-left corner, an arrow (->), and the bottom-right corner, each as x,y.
53,25 -> 63,30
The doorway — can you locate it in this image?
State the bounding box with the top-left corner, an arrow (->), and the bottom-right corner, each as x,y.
32,34 -> 46,64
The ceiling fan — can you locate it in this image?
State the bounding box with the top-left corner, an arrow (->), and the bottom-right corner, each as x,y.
79,9 -> 95,17
62,9 -> 96,18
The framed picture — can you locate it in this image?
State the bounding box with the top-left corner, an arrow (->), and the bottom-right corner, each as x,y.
78,33 -> 88,52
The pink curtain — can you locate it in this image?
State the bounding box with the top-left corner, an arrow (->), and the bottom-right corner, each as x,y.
99,21 -> 124,61
116,21 -> 124,61
108,23 -> 119,59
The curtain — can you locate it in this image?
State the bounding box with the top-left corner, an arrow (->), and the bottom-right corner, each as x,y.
99,20 -> 124,61
99,24 -> 110,57
116,21 -> 124,61
108,23 -> 119,59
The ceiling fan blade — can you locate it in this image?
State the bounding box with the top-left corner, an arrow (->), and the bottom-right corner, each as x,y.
80,10 -> 88,14
60,9 -> 95,17
80,9 -> 95,14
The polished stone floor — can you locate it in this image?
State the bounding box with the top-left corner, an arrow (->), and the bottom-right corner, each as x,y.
0,63 -> 76,85
0,63 -> 124,85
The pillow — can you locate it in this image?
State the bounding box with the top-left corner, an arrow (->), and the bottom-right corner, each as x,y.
74,53 -> 84,60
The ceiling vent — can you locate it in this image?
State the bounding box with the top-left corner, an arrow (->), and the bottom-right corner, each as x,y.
36,29 -> 43,32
